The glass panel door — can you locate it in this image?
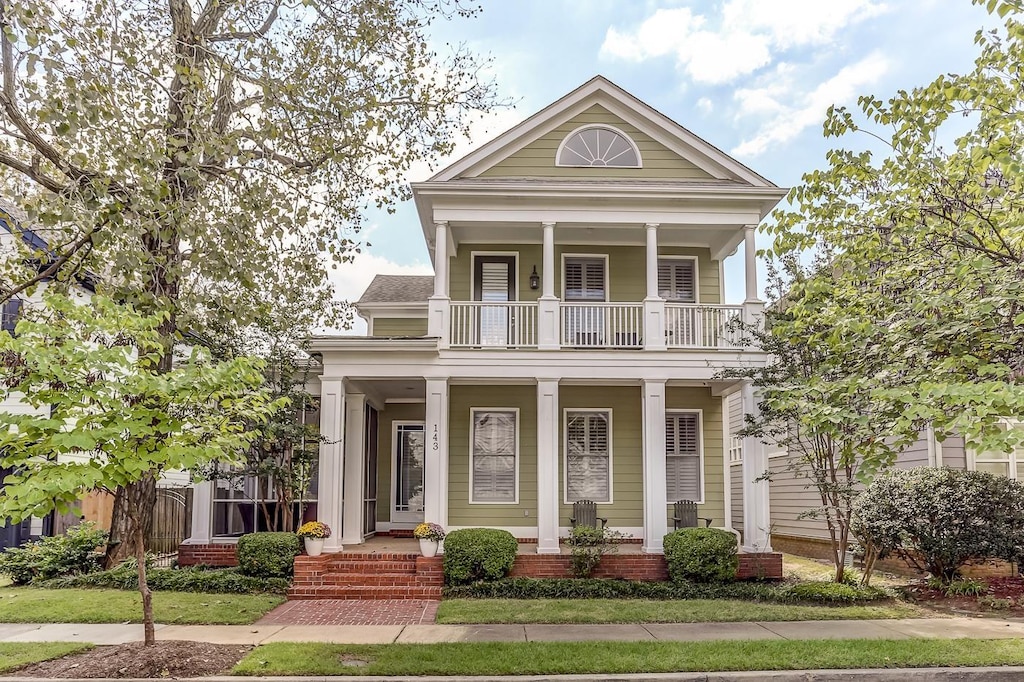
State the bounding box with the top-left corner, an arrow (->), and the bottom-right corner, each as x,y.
474,256 -> 515,346
392,422 -> 425,524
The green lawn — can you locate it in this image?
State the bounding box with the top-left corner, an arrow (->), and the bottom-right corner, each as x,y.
0,642 -> 92,673
234,639 -> 1024,676
436,598 -> 924,624
0,588 -> 283,625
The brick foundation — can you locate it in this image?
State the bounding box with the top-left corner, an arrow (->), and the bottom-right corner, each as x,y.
177,542 -> 238,567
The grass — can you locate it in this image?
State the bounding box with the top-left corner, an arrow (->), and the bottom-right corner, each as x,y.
234,639 -> 1024,676
436,598 -> 924,624
0,587 -> 284,625
0,642 -> 92,673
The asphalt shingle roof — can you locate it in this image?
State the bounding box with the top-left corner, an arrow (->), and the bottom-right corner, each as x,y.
357,274 -> 434,304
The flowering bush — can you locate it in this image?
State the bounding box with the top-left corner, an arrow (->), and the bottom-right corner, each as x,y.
296,521 -> 332,539
414,522 -> 446,542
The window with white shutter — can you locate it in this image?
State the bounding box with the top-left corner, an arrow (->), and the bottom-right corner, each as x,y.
666,412 -> 702,502
471,410 -> 518,503
564,258 -> 606,301
565,411 -> 612,503
658,259 -> 697,302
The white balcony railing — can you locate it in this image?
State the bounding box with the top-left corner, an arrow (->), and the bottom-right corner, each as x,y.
450,301 -> 538,348
560,302 -> 643,349
665,303 -> 744,349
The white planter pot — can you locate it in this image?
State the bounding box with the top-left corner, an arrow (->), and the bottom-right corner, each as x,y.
304,537 -> 325,557
419,538 -> 439,557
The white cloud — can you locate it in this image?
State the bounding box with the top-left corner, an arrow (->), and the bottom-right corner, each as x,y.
323,248 -> 433,335
600,0 -> 888,85
731,52 -> 889,157
696,97 -> 714,114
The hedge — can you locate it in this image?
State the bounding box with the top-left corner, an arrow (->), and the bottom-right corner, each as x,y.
443,528 -> 518,585
41,565 -> 290,594
236,532 -> 301,578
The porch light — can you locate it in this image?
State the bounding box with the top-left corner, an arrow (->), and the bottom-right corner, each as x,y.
530,265 -> 540,290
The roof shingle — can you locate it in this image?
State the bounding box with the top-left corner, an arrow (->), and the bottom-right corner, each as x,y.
357,274 -> 434,304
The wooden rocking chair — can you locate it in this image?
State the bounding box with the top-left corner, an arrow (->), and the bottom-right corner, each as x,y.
673,499 -> 712,530
570,500 -> 608,530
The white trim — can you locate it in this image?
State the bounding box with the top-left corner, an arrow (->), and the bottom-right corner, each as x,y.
967,420 -> 1024,479
391,420 -> 426,524
665,408 -> 705,505
563,408 -> 614,505
384,398 -> 426,405
468,407 -> 521,505
561,253 -> 610,302
555,124 -> 643,169
656,255 -> 700,304
470,251 -> 520,302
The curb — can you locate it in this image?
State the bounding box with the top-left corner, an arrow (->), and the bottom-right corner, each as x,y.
8,669 -> 1024,682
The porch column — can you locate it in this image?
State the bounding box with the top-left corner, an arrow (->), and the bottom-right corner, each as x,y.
428,221 -> 451,347
341,393 -> 367,546
318,379 -> 346,553
643,223 -> 666,351
536,378 -> 560,553
741,381 -> 771,552
641,379 -> 668,553
187,481 -> 213,545
744,225 -> 760,303
423,378 -> 450,527
538,222 -> 559,350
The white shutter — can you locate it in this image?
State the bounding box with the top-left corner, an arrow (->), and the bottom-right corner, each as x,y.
472,411 -> 517,502
666,413 -> 701,501
566,412 -> 611,502
658,259 -> 696,302
565,258 -> 605,301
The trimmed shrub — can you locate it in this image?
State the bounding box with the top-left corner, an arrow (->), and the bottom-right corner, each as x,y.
0,523 -> 107,585
663,527 -> 738,584
566,525 -> 626,578
236,532 -> 300,578
442,577 -> 889,603
852,467 -> 1024,583
443,528 -> 518,585
41,564 -> 289,594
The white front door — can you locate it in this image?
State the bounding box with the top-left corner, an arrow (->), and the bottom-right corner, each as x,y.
392,421 -> 425,525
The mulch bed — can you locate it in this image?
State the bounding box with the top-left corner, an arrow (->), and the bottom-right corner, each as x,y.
903,576 -> 1024,617
12,641 -> 250,678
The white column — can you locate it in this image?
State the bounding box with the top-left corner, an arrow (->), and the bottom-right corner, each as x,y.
741,381 -> 771,552
744,226 -> 760,303
428,221 -> 451,346
318,379 -> 346,553
187,481 -> 213,544
643,223 -> 666,351
642,379 -> 668,553
341,393 -> 367,546
423,378 -> 450,527
536,378 -> 561,553
538,222 -> 560,350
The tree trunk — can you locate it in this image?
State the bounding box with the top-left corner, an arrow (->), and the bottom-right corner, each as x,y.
127,482 -> 156,646
105,476 -> 157,569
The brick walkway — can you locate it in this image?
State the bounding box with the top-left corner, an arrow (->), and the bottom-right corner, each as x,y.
256,599 -> 440,626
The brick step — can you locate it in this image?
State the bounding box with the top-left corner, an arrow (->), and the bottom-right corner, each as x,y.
288,585 -> 443,600
326,561 -> 418,573
327,552 -> 421,562
321,573 -> 437,587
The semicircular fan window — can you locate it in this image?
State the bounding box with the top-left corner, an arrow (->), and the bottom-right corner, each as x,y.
557,126 -> 640,168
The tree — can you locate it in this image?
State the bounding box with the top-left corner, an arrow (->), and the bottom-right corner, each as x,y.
0,292 -> 276,644
0,0 -> 499,562
762,0 -> 1024,514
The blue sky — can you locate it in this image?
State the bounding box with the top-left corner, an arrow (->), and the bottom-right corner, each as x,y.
333,0 -> 999,323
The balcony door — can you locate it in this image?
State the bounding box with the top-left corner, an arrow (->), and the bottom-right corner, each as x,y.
563,256 -> 607,346
473,255 -> 516,346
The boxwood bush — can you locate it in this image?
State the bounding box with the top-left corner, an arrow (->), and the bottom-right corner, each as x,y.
236,532 -> 301,578
0,523 -> 107,585
663,527 -> 738,583
443,528 -> 518,585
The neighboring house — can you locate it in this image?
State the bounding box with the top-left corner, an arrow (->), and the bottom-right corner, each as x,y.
184,76 -> 788,560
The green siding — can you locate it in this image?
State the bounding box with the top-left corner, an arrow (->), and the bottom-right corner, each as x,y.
478,105 -> 714,180
559,386 -> 643,527
447,385 -> 538,527
665,387 -> 725,528
449,244 -> 720,304
375,403 -> 425,524
372,317 -> 428,337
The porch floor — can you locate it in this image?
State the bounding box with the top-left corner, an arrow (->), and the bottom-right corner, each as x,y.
343,535 -> 648,555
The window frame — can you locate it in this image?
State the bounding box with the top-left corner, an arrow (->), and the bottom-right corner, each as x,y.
470,250 -> 520,302
555,124 -> 643,168
468,407 -> 520,505
665,409 -> 705,505
657,256 -> 700,304
968,420 -> 1024,479
563,408 -> 614,505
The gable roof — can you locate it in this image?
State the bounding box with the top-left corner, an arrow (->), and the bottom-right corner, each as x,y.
357,275 -> 433,304
429,75 -> 776,187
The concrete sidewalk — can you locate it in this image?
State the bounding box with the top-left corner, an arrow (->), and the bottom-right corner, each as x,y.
3,617 -> 1024,645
